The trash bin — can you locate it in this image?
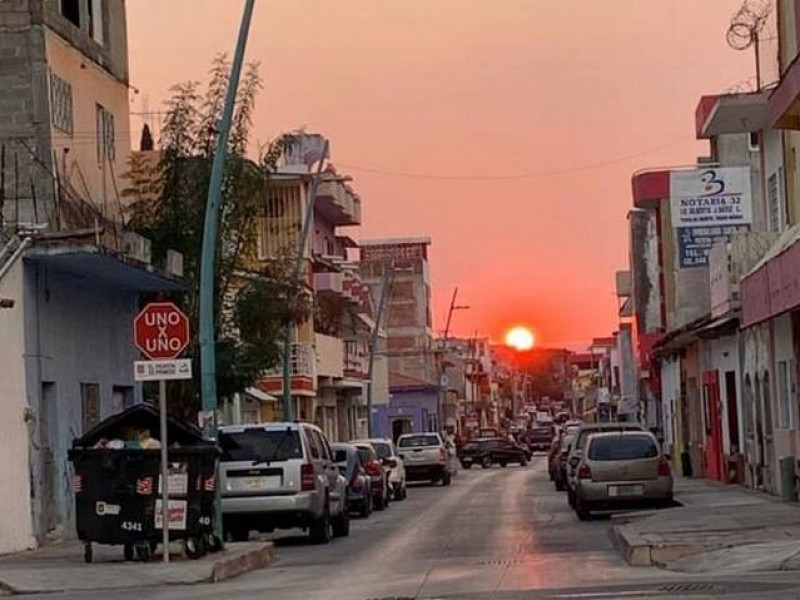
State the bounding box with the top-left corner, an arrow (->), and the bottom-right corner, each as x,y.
68,403 -> 220,563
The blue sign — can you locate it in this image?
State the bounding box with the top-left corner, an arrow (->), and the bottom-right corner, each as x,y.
677,225 -> 750,268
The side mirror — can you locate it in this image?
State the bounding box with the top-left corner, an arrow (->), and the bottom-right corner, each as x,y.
569,456 -> 580,468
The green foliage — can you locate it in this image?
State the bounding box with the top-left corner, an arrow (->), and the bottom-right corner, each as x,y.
124,55 -> 311,409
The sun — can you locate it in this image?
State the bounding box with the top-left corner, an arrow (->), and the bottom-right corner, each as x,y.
505,326 -> 535,351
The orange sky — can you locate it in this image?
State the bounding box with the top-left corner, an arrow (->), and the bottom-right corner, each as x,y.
126,1 -> 753,349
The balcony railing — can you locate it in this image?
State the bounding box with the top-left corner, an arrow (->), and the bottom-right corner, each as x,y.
264,342 -> 316,379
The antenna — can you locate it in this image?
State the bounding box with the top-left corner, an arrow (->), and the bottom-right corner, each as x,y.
726,0 -> 771,91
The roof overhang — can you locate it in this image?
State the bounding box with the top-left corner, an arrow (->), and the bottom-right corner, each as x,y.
695,92 -> 768,139
769,54 -> 800,129
631,170 -> 669,210
24,244 -> 185,292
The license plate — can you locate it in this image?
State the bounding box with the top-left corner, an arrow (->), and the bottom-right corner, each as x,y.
608,484 -> 644,497
242,476 -> 280,491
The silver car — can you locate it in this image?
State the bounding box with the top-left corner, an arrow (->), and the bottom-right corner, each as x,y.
353,437 -> 407,501
573,430 -> 673,520
219,422 -> 349,543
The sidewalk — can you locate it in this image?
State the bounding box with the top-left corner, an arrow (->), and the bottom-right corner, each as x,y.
0,540 -> 274,595
611,476 -> 800,572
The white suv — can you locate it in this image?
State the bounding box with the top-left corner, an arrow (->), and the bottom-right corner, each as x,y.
397,432 -> 454,485
219,422 -> 349,544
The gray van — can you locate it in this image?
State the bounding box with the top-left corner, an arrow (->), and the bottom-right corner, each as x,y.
219,422 -> 349,543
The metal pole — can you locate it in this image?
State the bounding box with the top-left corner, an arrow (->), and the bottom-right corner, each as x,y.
198,0 -> 256,546
437,288 -> 468,433
159,379 -> 169,563
282,145 -> 328,421
366,258 -> 395,436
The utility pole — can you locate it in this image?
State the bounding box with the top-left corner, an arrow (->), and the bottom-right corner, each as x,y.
365,257 -> 395,436
197,0 -> 256,546
437,287 -> 469,433
281,144 -> 329,421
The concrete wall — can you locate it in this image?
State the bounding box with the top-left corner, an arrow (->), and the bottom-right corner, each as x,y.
24,262 -> 142,540
0,255 -> 37,554
629,209 -> 662,334
46,28 -> 132,221
660,356 -> 680,459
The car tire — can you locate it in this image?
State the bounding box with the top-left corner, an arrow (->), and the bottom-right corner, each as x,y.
442,471 -> 452,486
499,461 -> 507,468
374,492 -> 385,511
555,477 -> 565,492
481,456 -> 492,469
332,507 -> 350,538
461,461 -> 472,470
575,497 -> 592,521
360,494 -> 373,518
568,489 -> 576,508
520,457 -> 528,467
309,502 -> 332,544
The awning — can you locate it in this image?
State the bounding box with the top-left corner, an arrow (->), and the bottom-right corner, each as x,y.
245,387 -> 277,403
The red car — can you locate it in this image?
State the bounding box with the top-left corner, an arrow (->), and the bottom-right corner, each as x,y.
352,442 -> 390,511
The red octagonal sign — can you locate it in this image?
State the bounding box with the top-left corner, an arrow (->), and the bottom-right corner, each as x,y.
133,302 -> 190,360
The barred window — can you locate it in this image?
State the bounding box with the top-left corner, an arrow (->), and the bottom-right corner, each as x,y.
50,72 -> 74,134
95,104 -> 115,162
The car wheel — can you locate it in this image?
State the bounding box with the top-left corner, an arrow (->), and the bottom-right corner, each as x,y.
555,477 -> 565,491
461,461 -> 472,470
361,494 -> 373,517
575,497 -> 592,521
332,507 -> 350,538
499,461 -> 507,468
481,456 -> 492,469
184,536 -> 206,560
309,502 -> 332,544
442,471 -> 452,486
520,457 -> 528,467
374,492 -> 385,511
568,489 -> 576,508
401,482 -> 408,500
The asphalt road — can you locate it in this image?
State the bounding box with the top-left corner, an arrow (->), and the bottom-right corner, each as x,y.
30,457 -> 800,599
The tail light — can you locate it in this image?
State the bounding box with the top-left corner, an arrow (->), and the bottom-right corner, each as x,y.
301,463 -> 315,491
350,474 -> 363,491
439,448 -> 447,463
658,458 -> 671,477
577,463 -> 592,480
365,460 -> 382,477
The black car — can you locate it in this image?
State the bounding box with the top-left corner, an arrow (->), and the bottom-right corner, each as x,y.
527,425 -> 555,452
459,437 -> 529,469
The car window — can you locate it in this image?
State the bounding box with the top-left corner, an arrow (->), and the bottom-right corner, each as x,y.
219,429 -> 303,462
588,436 -> 659,461
305,428 -> 321,459
372,442 -> 392,459
317,431 -> 333,461
398,434 -> 441,448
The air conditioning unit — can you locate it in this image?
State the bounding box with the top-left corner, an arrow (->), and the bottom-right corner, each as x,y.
165,249 -> 184,277
123,232 -> 151,264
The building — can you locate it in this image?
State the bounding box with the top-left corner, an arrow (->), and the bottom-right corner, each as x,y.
359,237 -> 439,439
0,0 -> 183,553
254,134 -> 379,441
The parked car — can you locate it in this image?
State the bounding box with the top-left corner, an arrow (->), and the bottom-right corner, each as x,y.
527,425 -> 555,452
352,442 -> 390,510
331,443 -> 373,518
573,431 -> 673,520
551,433 -> 576,491
353,438 -> 407,501
219,422 -> 350,544
397,432 -> 454,485
460,437 -> 529,469
566,421 -> 646,507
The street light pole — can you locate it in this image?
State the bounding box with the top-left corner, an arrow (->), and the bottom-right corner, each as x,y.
197,0 -> 256,547
365,257 -> 395,436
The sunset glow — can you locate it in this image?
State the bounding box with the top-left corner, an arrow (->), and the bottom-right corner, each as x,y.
505,327 -> 535,351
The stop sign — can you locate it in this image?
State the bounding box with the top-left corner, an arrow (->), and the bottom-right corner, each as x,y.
133,302 -> 190,360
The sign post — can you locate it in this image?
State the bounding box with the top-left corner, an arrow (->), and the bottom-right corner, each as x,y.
133,302 -> 191,564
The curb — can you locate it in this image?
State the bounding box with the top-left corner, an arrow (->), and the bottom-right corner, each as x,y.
211,542 -> 275,582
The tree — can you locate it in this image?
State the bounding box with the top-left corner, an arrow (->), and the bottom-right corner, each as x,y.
124,56 -> 312,412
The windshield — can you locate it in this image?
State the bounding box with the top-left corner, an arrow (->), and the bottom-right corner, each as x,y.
398,434 -> 440,448
355,446 -> 375,464
219,429 -> 302,462
588,436 -> 659,461
371,442 -> 392,459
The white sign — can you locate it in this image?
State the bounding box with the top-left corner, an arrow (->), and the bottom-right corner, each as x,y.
670,167 -> 753,227
134,359 -> 192,381
154,499 -> 188,531
158,471 -> 188,496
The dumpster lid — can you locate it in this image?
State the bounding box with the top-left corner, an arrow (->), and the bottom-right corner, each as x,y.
73,403 -> 213,448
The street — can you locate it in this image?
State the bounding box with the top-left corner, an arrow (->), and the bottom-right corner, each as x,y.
27,458 -> 800,600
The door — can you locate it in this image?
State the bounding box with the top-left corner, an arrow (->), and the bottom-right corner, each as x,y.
391,418 -> 412,443
703,371 -> 724,481
725,371 -> 740,455
763,372 -> 775,492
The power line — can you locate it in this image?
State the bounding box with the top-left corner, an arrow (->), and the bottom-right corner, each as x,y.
336,137 -> 694,181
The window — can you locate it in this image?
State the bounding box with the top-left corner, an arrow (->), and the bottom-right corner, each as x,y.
96,104 -> 115,163
767,169 -> 785,232
60,0 -> 80,28
305,428 -> 321,459
749,131 -> 760,152
588,435 -> 658,461
49,72 -> 73,134
88,0 -> 104,45
219,429 -> 303,462
80,383 -> 100,434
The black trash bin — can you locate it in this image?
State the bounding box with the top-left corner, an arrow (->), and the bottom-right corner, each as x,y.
68,403 -> 220,563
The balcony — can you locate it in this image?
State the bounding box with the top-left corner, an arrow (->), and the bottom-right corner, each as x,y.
260,342 -> 317,396
695,92 -> 767,138
316,177 -> 361,226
